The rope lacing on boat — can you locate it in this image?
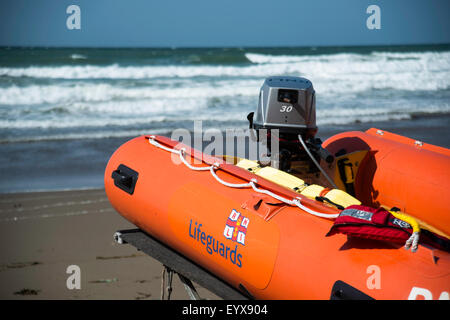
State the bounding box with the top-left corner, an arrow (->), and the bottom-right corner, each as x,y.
148,135 -> 339,219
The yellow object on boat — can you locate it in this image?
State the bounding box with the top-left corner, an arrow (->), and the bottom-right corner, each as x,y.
235,158 -> 360,209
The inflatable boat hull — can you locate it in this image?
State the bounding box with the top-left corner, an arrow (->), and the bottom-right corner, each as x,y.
105,134 -> 450,299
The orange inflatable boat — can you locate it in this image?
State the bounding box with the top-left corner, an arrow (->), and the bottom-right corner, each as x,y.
104,129 -> 450,300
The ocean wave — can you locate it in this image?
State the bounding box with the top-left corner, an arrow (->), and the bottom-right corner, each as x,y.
0,80 -> 261,105
245,53 -> 311,64
1,51 -> 448,93
1,62 -> 449,110
0,64 -> 252,79
2,101 -> 448,131
0,116 -> 168,129
2,110 -> 449,143
0,74 -> 447,111
0,103 -> 248,129
1,49 -> 449,143
70,54 -> 87,60
0,129 -> 168,143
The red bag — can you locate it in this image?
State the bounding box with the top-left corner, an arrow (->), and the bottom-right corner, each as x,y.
326,205 -> 449,252
326,205 -> 410,242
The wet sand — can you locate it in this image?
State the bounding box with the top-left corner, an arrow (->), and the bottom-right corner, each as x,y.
0,189 -> 220,299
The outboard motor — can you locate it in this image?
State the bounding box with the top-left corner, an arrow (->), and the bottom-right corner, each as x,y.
247,76 -> 336,186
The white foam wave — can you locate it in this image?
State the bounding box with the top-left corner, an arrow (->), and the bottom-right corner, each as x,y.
245,53 -> 309,64
316,104 -> 450,125
1,50 -> 449,142
70,54 -> 87,60
0,99 -> 248,130
2,110 -> 445,143
247,51 -> 450,93
0,64 -> 253,79
1,51 -> 448,94
0,80 -> 261,105
2,100 -> 448,131
0,130 -> 154,143
0,116 -> 167,130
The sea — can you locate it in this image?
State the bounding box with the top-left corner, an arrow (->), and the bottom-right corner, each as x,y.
1,45 -> 449,192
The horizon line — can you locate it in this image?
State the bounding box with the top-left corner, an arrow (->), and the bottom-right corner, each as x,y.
1,42 -> 450,50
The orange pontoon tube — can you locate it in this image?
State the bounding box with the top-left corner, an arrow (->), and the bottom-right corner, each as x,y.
104,131 -> 450,300
324,128 -> 450,237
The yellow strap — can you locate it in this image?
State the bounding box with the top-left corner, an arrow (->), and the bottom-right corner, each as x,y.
390,211 -> 420,234
388,210 -> 421,252
381,205 -> 449,240
344,164 -> 355,184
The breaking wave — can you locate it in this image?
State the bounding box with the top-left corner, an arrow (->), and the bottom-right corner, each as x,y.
1,48 -> 449,142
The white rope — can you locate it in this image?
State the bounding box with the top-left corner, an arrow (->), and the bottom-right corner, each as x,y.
148,136 -> 338,219
179,149 -> 212,171
404,232 -> 420,253
292,198 -> 339,219
148,136 -> 180,154
210,166 -> 255,188
249,181 -> 294,205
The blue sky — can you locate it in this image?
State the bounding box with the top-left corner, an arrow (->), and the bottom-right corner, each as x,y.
1,0 -> 449,47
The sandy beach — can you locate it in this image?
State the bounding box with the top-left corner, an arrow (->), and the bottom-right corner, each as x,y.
0,189 -> 220,300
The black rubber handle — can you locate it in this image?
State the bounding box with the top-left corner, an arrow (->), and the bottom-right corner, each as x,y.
112,164 -> 139,195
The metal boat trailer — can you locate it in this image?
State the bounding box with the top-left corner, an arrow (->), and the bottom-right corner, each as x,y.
114,229 -> 249,300
114,229 -> 373,300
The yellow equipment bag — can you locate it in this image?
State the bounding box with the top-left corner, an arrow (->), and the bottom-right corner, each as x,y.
235,158 -> 360,210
